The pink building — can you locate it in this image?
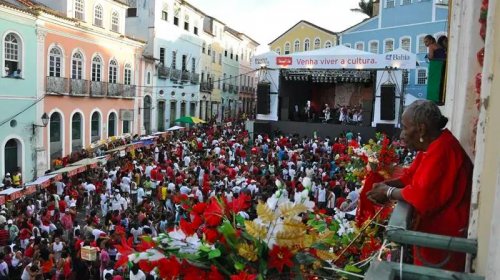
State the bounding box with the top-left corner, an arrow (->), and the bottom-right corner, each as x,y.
30,0 -> 145,165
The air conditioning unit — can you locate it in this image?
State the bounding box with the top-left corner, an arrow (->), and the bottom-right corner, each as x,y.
120,109 -> 134,121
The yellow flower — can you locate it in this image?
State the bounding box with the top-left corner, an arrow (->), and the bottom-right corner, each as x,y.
237,243 -> 258,262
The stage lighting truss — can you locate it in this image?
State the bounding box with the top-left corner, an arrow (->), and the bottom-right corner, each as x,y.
281,69 -> 372,83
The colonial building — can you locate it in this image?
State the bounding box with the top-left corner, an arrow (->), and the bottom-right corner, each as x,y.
18,0 -> 145,171
0,1 -> 38,180
125,0 -> 204,130
340,0 -> 449,100
238,34 -> 259,116
269,20 -> 338,55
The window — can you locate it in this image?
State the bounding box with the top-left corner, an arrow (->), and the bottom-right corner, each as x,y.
127,8 -> 137,17
4,33 -> 21,76
71,51 -> 83,79
173,6 -> 180,26
123,120 -> 130,134
160,47 -> 166,65
91,112 -> 100,141
355,42 -> 364,51
184,15 -> 189,31
171,51 -> 177,69
401,0 -> 412,5
212,51 -> 216,63
207,45 -> 211,56
284,42 -> 290,54
124,64 -> 132,85
324,41 -> 332,48
111,11 -> 119,32
147,72 -> 151,84
417,35 -> 426,53
400,37 -> 411,51
161,4 -> 168,21
314,38 -> 321,49
94,5 -> 103,27
369,41 -> 379,53
181,55 -> 187,71
416,68 -> 427,85
386,0 -> 395,8
384,39 -> 394,52
230,49 -> 233,60
72,113 -> 82,140
275,48 -> 281,55
304,39 -> 310,51
202,43 -> 205,54
50,113 -> 61,142
49,47 -> 62,77
91,56 -> 102,82
75,0 -> 85,20
224,50 -> 227,57
293,40 -> 300,52
109,60 -> 118,84
218,53 -> 222,65
236,54 -> 238,61
403,70 -> 409,84
194,26 -> 198,35
108,113 -> 116,137
191,58 -> 195,74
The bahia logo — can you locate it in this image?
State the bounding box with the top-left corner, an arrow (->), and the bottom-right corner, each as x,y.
386,54 -> 411,60
276,56 -> 293,66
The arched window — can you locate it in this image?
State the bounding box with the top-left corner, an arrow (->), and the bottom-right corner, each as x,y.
109,59 -> 118,84
184,15 -> 190,31
111,11 -> 119,32
75,0 -> 84,20
4,139 -> 21,175
284,42 -> 290,54
304,39 -> 310,52
202,42 -> 206,54
94,5 -> 103,27
91,112 -> 101,142
91,56 -> 102,82
50,113 -> 61,142
49,47 -> 62,77
293,40 -> 300,52
108,112 -> 117,137
4,33 -> 22,76
161,4 -> 168,21
124,64 -> 132,85
71,51 -> 83,79
400,37 -> 411,52
71,113 -> 82,151
324,41 -> 332,48
314,38 -> 321,49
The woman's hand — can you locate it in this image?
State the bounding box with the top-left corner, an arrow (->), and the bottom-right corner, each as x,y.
367,183 -> 390,205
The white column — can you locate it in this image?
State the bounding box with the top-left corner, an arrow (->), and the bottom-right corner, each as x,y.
35,29 -> 48,178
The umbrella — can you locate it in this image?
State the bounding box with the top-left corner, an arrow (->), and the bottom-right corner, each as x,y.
167,125 -> 185,131
174,116 -> 206,124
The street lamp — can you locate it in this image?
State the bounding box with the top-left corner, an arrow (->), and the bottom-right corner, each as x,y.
32,112 -> 49,135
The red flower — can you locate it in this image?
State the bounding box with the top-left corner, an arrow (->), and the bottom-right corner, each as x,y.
180,218 -> 197,236
138,259 -> 157,274
208,265 -> 225,280
228,192 -> 252,213
360,236 -> 382,260
203,227 -> 219,244
268,245 -> 294,273
158,256 -> 181,279
230,271 -> 257,280
192,202 -> 207,215
203,197 -> 223,227
136,237 -> 155,252
183,264 -> 206,280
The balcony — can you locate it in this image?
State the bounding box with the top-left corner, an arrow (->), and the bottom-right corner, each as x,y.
190,73 -> 200,84
170,69 -> 181,81
234,86 -> 239,93
364,201 -> 484,280
90,81 -> 107,97
158,65 -> 171,79
46,76 -> 70,94
107,83 -> 136,98
70,79 -> 89,96
181,70 -> 191,82
229,84 -> 234,92
200,82 -> 213,93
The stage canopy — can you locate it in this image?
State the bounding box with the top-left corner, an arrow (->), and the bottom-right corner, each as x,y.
252,46 -> 416,70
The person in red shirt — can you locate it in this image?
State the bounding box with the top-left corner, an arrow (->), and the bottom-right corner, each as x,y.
367,100 -> 472,272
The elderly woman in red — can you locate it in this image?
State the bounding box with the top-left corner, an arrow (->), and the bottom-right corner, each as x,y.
367,100 -> 473,272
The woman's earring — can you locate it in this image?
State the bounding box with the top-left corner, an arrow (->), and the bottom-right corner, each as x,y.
419,137 -> 424,143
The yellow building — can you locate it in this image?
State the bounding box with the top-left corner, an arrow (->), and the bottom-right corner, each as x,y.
269,20 -> 338,55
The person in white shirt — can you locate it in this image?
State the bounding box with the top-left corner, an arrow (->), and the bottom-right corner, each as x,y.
100,193 -> 109,216
136,185 -> 145,205
316,185 -> 327,209
92,228 -> 106,241
179,185 -> 191,195
120,175 -> 131,194
103,176 -> 112,194
193,187 -> 203,203
167,182 -> 176,192
154,146 -> 160,163
129,265 -> 146,280
183,155 -> 191,167
109,167 -> 119,183
145,164 -> 154,178
55,181 -> 65,196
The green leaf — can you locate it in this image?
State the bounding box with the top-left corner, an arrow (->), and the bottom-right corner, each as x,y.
235,214 -> 245,226
311,242 -> 329,251
234,261 -> 245,271
199,244 -> 212,253
344,264 -> 363,273
294,252 -> 317,265
208,248 -> 221,259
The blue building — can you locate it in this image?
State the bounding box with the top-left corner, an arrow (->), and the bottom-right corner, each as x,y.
340,0 -> 449,99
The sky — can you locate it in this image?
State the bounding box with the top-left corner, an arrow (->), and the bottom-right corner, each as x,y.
188,0 -> 369,54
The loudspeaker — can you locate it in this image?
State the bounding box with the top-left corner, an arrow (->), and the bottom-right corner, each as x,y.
256,82 -> 271,114
380,85 -> 396,121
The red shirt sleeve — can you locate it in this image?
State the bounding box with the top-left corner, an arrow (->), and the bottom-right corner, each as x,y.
397,152 -> 422,186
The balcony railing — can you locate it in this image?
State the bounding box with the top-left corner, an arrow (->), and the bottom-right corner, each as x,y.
70,79 -> 89,96
107,83 -> 121,97
158,65 -> 170,79
200,82 -> 213,92
46,76 -> 69,94
190,73 -> 200,84
365,201 -> 484,280
170,69 -> 181,81
90,81 -> 107,97
181,70 -> 191,82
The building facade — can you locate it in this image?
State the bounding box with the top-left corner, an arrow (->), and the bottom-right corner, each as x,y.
238,34 -> 259,117
340,0 -> 449,100
269,20 -> 338,55
0,2 -> 38,181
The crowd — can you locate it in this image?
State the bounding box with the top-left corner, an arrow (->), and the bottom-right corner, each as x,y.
0,119 -> 414,280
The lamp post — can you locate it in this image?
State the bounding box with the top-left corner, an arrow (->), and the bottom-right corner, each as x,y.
32,112 -> 49,135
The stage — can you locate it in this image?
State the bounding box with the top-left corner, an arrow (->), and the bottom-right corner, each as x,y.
253,120 -> 380,140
